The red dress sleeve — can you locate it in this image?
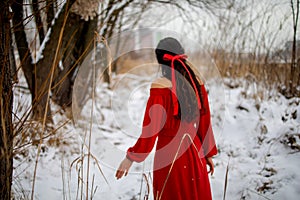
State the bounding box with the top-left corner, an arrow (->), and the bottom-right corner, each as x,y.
198,85 -> 218,158
126,89 -> 167,162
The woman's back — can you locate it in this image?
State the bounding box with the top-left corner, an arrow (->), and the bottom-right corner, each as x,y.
116,37 -> 217,200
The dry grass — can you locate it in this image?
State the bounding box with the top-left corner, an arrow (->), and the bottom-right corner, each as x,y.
223,158 -> 230,200
114,49 -> 161,76
113,48 -> 299,100
211,49 -> 300,98
12,30 -> 109,200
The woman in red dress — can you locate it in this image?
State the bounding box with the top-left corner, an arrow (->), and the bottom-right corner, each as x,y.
116,37 -> 218,200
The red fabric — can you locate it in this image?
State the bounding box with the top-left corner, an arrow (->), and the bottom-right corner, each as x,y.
162,54 -> 201,116
127,85 -> 217,200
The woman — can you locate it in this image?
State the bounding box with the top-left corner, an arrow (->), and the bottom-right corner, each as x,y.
116,37 -> 217,200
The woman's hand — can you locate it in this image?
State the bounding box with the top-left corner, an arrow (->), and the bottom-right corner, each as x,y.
115,157 -> 133,180
206,157 -> 215,175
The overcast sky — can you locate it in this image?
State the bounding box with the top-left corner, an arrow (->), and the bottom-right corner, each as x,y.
138,0 -> 299,53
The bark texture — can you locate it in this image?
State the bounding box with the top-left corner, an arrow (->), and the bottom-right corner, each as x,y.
0,1 -> 13,198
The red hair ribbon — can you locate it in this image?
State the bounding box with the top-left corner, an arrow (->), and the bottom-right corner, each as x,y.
163,54 -> 201,116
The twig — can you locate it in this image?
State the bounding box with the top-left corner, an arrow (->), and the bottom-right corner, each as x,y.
223,157 -> 230,200
90,154 -> 110,187
61,156 -> 66,200
247,188 -> 272,200
139,162 -> 145,200
143,173 -> 150,200
85,32 -> 98,200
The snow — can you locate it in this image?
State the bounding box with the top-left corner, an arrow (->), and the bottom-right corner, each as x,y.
34,26 -> 52,63
31,0 -> 65,63
12,67 -> 300,200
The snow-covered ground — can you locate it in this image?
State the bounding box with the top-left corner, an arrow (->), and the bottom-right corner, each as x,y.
12,70 -> 300,199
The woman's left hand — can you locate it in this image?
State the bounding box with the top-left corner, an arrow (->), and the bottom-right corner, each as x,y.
206,157 -> 215,175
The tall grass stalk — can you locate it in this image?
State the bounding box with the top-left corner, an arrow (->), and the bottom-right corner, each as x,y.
61,156 -> 66,200
223,158 -> 230,200
139,162 -> 145,200
30,2 -> 71,199
157,133 -> 200,200
142,173 -> 150,200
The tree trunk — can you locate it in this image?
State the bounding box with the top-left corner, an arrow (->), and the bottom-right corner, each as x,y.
52,16 -> 97,108
290,0 -> 299,96
46,0 -> 55,30
33,0 -> 76,121
10,33 -> 17,83
32,0 -> 45,43
297,58 -> 300,88
0,1 -> 14,198
11,0 -> 35,101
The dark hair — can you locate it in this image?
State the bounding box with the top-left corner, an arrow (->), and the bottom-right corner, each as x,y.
155,37 -> 204,122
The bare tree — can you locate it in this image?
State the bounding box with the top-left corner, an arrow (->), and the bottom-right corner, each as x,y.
10,0 -> 232,123
0,0 -> 13,198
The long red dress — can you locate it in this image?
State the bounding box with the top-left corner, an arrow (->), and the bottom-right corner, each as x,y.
127,85 -> 217,200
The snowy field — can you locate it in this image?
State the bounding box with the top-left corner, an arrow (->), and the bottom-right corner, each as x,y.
12,71 -> 300,200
